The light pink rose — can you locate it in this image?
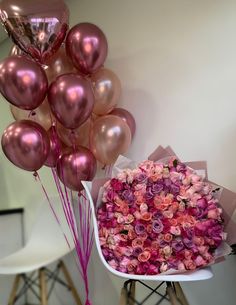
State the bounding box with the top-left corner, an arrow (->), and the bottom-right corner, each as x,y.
160,262 -> 168,273
184,259 -> 196,270
170,226 -> 181,235
195,255 -> 207,267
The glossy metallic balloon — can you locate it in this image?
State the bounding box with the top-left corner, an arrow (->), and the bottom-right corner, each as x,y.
57,118 -> 91,148
48,73 -> 94,129
57,146 -> 97,191
9,45 -> 23,56
1,120 -> 50,171
0,0 -> 69,63
90,115 -> 131,165
91,68 -> 121,115
10,100 -> 53,130
44,126 -> 63,167
45,45 -> 76,83
0,56 -> 48,110
66,23 -> 108,75
110,108 -> 136,139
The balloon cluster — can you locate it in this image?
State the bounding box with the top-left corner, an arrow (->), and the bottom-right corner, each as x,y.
0,0 -> 136,192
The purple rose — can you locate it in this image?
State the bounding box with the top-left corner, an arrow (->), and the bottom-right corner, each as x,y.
135,223 -> 146,234
170,184 -> 180,196
152,183 -> 163,194
172,239 -> 184,252
183,238 -> 194,248
133,247 -> 143,257
145,187 -> 154,200
152,219 -> 164,233
122,189 -> 135,203
136,173 -> 148,183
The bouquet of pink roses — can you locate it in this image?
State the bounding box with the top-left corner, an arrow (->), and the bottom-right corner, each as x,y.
92,146 -> 234,276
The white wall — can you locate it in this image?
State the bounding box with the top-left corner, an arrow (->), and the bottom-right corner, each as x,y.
1,0 -> 236,304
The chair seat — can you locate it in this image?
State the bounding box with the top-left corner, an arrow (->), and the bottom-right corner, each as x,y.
0,241 -> 72,274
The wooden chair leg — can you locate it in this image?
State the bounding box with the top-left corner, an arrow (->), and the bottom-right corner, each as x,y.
8,274 -> 21,305
173,282 -> 190,305
129,281 -> 136,305
39,268 -> 48,305
166,283 -> 179,305
119,287 -> 128,305
60,261 -> 82,305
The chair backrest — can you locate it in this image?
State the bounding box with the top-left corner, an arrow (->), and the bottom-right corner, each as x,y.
26,195 -> 74,249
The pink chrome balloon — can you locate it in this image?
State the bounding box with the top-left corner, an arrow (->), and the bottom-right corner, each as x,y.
1,120 -> 50,171
44,126 -> 63,167
10,99 -> 53,130
110,108 -> 136,139
0,0 -> 69,64
66,23 -> 108,75
0,55 -> 48,110
57,118 -> 91,148
91,68 -> 121,115
90,115 -> 131,165
48,73 -> 94,129
45,45 -> 76,83
57,146 -> 97,191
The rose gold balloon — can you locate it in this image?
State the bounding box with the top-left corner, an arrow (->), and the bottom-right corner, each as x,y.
45,45 -> 76,83
1,120 -> 50,171
66,23 -> 108,75
57,146 -> 97,191
0,55 -> 48,110
10,100 -> 53,130
48,73 -> 94,129
90,115 -> 131,165
91,68 -> 121,116
0,0 -> 69,63
57,118 -> 91,148
44,126 -> 63,167
110,108 -> 136,139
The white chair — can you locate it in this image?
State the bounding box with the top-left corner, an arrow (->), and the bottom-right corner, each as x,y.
82,181 -> 213,305
0,195 -> 82,305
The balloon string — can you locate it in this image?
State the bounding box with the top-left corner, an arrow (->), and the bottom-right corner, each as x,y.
34,171 -> 71,250
51,168 -> 84,278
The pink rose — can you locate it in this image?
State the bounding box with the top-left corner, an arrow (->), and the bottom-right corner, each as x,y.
184,259 -> 196,270
138,250 -> 151,262
207,209 -> 220,220
108,259 -> 118,270
177,262 -> 186,271
195,255 -> 207,267
170,226 -> 181,235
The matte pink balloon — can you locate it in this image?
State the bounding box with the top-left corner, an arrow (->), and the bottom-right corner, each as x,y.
57,118 -> 91,148
10,100 -> 53,131
0,56 -> 48,110
44,126 -> 63,168
45,45 -> 76,83
91,68 -> 121,115
48,73 -> 94,129
66,23 -> 108,75
90,115 -> 132,165
0,0 -> 69,63
110,108 -> 136,139
57,146 -> 97,191
1,120 -> 50,171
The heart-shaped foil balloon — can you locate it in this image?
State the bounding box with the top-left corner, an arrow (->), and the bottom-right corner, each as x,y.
0,0 -> 69,64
